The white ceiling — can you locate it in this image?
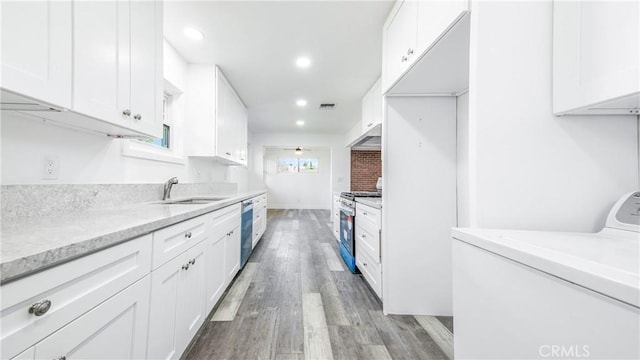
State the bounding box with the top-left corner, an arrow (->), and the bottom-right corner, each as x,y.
163,1 -> 394,134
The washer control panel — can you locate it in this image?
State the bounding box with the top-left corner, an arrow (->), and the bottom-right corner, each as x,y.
607,191 -> 640,232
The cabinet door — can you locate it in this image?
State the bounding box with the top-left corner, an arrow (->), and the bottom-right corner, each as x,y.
416,0 -> 468,55
129,0 -> 163,138
148,242 -> 205,360
175,243 -> 206,355
384,0 -> 418,88
216,71 -> 235,160
73,0 -> 130,127
32,276 -> 150,360
0,1 -> 72,108
362,78 -> 382,132
553,0 -> 639,114
236,99 -> 248,165
225,225 -> 241,282
204,233 -> 227,314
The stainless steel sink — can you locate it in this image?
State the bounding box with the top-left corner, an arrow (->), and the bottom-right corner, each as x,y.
154,197 -> 229,205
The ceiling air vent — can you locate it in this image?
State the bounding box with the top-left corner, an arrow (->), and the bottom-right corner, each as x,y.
319,103 -> 336,110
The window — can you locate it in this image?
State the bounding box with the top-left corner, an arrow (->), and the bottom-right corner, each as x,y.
121,84 -> 184,164
277,157 -> 319,173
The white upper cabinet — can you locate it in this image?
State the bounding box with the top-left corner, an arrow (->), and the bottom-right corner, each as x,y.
186,65 -> 248,166
416,0 -> 468,55
553,0 -> 640,115
362,77 -> 383,133
0,1 -> 72,108
382,0 -> 470,96
384,1 -> 418,87
74,0 -> 162,137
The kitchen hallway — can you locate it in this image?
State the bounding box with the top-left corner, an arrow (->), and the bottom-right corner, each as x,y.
185,209 -> 453,360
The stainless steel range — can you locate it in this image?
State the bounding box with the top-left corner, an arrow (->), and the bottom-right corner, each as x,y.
339,191 -> 381,273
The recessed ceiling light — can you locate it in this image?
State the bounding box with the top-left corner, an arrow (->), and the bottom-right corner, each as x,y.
296,57 -> 311,68
296,120 -> 305,126
184,27 -> 204,40
296,99 -> 307,107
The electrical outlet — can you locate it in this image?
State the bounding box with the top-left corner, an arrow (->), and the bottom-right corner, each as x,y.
42,156 -> 59,180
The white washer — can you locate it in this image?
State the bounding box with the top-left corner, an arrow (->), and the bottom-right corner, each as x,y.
452,191 -> 640,359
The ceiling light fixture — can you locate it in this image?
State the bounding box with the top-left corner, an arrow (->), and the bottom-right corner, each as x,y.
296,57 -> 311,68
295,147 -> 303,155
296,120 -> 305,126
183,27 -> 204,40
296,99 -> 307,107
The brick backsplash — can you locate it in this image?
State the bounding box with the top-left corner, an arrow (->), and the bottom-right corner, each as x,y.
351,150 -> 382,191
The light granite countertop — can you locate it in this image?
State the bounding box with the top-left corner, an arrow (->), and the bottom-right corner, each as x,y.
355,197 -> 382,209
1,190 -> 266,284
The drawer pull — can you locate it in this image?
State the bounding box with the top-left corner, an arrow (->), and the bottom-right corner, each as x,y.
185,231 -> 192,239
28,299 -> 52,316
182,263 -> 190,270
363,262 -> 368,267
54,356 -> 66,360
361,234 -> 366,238
189,258 -> 196,265
363,212 -> 368,216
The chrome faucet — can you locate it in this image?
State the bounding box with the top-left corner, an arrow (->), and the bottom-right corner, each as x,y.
163,177 -> 179,200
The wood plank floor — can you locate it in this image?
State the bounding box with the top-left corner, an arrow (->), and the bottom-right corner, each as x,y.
185,209 -> 452,360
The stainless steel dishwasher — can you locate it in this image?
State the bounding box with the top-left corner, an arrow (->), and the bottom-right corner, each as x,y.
240,199 -> 254,268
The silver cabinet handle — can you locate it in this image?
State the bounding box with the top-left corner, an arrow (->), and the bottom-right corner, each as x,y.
361,234 -> 366,238
189,258 -> 196,265
401,55 -> 408,62
230,230 -> 234,235
182,263 -> 190,270
363,212 -> 368,216
407,48 -> 414,55
185,231 -> 192,239
133,114 -> 142,121
122,109 -> 131,117
367,122 -> 373,127
29,299 -> 52,316
225,152 -> 232,156
54,356 -> 66,360
363,262 -> 368,267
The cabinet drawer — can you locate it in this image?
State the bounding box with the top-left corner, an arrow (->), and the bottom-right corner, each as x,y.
25,276 -> 151,360
253,206 -> 265,223
152,214 -> 209,269
211,204 -> 240,240
355,223 -> 380,263
356,204 -> 381,231
356,238 -> 382,299
1,235 -> 152,359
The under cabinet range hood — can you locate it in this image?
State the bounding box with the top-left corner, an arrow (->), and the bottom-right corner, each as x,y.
348,123 -> 382,150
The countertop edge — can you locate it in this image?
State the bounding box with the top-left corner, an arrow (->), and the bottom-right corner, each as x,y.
1,190 -> 267,284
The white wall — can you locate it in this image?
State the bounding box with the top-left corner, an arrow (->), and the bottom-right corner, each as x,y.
0,41 -> 231,185
249,132 -> 351,208
263,147 -> 331,209
465,0 -> 639,232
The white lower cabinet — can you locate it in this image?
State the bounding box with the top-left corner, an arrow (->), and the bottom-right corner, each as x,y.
2,199 -> 255,360
20,276 -> 151,360
225,224 -> 241,282
332,195 -> 341,242
147,241 -> 206,360
251,194 -> 267,248
355,202 -> 382,299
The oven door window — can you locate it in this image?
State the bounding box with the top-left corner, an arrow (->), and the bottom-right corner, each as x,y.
340,207 -> 354,255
